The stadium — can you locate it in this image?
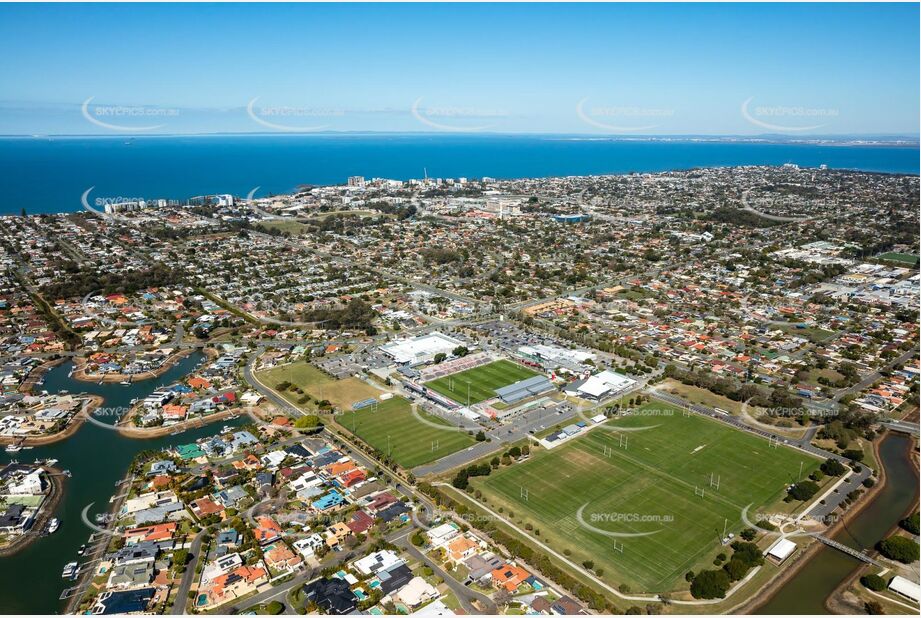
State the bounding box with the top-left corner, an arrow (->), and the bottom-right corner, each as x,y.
392,343 -> 555,418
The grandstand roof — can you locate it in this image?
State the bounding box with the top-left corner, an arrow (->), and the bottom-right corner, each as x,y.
495,375 -> 554,403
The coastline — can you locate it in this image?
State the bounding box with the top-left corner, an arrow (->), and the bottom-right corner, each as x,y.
18,356 -> 67,393
114,406 -> 240,439
3,139 -> 919,218
0,465 -> 65,558
63,467 -> 135,615
70,347 -> 194,384
0,394 -> 103,446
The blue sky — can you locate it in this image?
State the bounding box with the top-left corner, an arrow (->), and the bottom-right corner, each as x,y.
0,2 -> 917,135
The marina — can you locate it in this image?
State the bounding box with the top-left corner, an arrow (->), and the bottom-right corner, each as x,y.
0,352 -> 247,614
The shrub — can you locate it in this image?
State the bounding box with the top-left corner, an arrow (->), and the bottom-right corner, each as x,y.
860,574 -> 886,592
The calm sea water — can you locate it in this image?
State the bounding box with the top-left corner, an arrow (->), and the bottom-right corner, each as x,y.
1,135 -> 918,215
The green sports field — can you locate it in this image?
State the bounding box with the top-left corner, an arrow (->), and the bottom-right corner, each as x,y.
472,402 -> 821,593
340,396 -> 476,468
424,359 -> 540,405
876,251 -> 919,266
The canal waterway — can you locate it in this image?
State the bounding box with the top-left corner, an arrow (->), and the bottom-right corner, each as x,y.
0,353 -> 247,614
754,433 -> 919,614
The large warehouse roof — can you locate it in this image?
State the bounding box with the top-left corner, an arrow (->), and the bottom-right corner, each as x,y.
380,332 -> 464,365
573,370 -> 636,399
495,375 -> 554,403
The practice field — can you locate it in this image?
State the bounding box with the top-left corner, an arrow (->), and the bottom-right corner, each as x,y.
425,359 -> 539,404
257,361 -> 380,411
341,396 -> 476,468
876,251 -> 919,266
473,402 -> 821,593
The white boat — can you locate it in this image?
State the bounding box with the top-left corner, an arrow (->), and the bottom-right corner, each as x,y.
61,561 -> 78,579
47,518 -> 60,533
4,444 -> 22,453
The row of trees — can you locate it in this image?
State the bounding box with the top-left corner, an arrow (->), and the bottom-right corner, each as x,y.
688,541 -> 765,599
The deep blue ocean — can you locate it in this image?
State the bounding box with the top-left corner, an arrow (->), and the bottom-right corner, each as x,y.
1,134 -> 918,215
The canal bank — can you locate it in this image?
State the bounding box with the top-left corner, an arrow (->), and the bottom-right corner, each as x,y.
752,433 -> 919,615
0,353 -> 248,614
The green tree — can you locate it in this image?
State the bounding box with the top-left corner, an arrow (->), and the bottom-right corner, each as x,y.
690,570 -> 731,599
787,480 -> 820,501
294,414 -> 321,429
877,536 -> 920,563
899,511 -> 919,535
821,458 -> 847,476
723,559 -> 749,582
860,574 -> 886,592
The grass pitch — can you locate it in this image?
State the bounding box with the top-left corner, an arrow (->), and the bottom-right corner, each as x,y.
472,402 -> 821,593
257,361 -> 380,411
876,251 -> 919,266
425,359 -> 540,405
340,396 -> 476,469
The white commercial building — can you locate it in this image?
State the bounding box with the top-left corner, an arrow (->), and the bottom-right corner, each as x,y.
569,369 -> 637,400
380,332 -> 465,366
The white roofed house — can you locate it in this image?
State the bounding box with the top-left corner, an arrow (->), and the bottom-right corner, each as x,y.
6,469 -> 44,496
393,576 -> 439,608
426,522 -> 459,548
353,549 -> 404,576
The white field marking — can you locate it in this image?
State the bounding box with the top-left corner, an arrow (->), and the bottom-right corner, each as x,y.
691,444 -> 707,454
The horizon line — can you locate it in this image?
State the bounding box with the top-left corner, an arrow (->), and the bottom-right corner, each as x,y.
1,131 -> 918,142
